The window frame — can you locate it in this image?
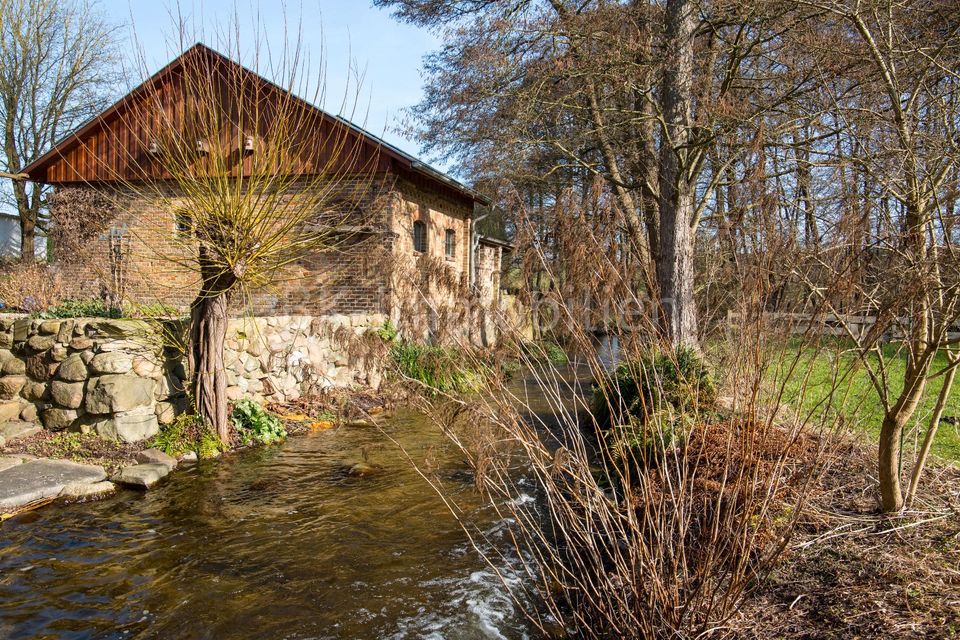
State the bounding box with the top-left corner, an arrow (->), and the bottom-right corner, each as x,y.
412,219 -> 428,253
444,228 -> 456,260
174,208 -> 193,237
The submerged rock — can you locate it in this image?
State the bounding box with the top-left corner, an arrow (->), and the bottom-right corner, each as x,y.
114,463 -> 170,489
344,461 -> 381,478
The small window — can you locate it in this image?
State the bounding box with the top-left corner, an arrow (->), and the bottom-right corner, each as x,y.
444,229 -> 455,259
412,220 -> 427,253
174,209 -> 192,236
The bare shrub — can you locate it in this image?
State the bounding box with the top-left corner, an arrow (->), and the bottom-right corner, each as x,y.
388,186 -> 835,639
0,261 -> 63,312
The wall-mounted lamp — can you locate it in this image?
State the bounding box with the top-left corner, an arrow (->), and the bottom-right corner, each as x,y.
243,135 -> 255,155
147,139 -> 160,155
196,139 -> 209,155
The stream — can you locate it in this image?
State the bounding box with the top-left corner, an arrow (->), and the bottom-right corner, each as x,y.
0,409 -> 534,639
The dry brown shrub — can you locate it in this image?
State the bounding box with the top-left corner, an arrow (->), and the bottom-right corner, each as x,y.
0,262 -> 63,312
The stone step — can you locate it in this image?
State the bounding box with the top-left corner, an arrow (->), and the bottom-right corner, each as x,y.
113,463 -> 170,489
0,458 -> 107,511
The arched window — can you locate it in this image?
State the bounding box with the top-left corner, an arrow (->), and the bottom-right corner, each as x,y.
412,220 -> 427,253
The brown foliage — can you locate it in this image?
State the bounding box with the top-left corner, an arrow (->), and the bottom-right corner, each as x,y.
0,261 -> 63,312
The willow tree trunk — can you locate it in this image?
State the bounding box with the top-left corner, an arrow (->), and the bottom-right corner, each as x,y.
189,292 -> 229,441
188,247 -> 235,443
656,0 -> 699,351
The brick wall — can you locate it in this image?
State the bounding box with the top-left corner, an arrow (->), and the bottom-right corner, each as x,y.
50,174 -> 488,344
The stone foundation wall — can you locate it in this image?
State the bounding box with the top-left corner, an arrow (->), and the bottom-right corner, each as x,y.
0,313 -> 385,443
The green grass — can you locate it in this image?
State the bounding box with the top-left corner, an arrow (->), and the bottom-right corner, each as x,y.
390,341 -> 489,395
775,340 -> 960,462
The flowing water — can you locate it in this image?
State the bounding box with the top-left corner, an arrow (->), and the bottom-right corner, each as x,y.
0,410 -> 534,639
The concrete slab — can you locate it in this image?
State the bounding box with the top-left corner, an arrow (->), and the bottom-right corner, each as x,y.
0,459 -> 107,511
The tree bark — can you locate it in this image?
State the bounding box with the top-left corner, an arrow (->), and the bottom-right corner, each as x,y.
189,291 -> 230,442
656,0 -> 699,350
188,245 -> 235,443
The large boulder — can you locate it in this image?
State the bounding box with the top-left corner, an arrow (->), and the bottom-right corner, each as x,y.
85,374 -> 155,414
94,410 -> 159,443
56,354 -> 88,381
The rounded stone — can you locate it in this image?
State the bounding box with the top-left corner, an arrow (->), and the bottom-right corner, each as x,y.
89,352 -> 133,375
0,375 -> 26,399
2,358 -> 25,375
69,336 -> 94,351
27,334 -> 57,352
56,354 -> 88,382
40,407 -> 79,431
50,380 -> 85,409
25,354 -> 50,381
20,380 -> 48,401
38,320 -> 61,335
59,480 -> 116,502
19,403 -> 37,423
85,374 -> 155,414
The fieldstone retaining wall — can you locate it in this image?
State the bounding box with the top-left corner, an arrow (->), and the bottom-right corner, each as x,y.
0,313 -> 385,443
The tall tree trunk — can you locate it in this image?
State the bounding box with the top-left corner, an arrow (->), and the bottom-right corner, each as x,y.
19,209 -> 35,262
188,246 -> 234,442
656,0 -> 699,350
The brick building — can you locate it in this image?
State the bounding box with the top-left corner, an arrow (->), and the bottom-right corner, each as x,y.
24,44 -> 508,345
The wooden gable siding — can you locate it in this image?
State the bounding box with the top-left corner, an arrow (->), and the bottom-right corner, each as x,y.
31,47 -> 395,185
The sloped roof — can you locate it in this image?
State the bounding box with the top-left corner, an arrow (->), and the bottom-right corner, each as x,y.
24,43 -> 488,205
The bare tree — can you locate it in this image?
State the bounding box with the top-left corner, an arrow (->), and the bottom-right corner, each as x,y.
0,0 -> 117,261
794,0 -> 960,511
377,0 -> 822,349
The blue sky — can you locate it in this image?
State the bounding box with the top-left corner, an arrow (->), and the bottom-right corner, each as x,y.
100,0 -> 439,161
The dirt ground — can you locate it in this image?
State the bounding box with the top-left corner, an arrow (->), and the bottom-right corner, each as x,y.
738,441 -> 960,639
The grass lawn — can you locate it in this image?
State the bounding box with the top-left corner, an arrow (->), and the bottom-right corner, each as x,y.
772,340 -> 960,463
